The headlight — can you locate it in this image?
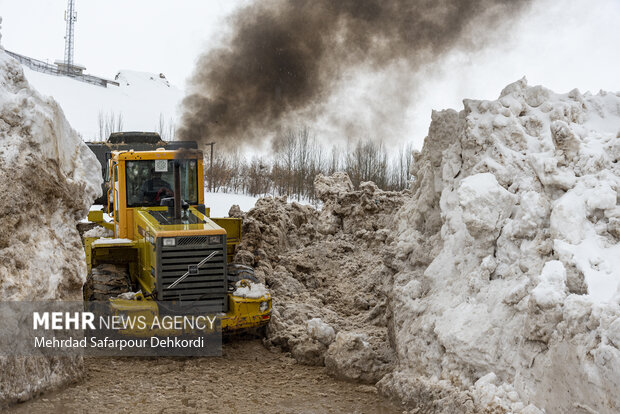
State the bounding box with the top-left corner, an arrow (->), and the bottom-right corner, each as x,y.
208,235 -> 221,245
162,237 -> 176,247
259,301 -> 269,312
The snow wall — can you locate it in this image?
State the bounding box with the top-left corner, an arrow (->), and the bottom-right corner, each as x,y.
380,78 -> 619,413
0,45 -> 102,405
237,79 -> 619,413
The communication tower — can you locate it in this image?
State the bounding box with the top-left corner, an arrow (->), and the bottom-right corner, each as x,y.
63,0 -> 77,72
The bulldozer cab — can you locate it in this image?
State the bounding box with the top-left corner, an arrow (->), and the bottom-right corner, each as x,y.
86,132 -> 198,205
126,159 -> 197,207
106,148 -> 208,239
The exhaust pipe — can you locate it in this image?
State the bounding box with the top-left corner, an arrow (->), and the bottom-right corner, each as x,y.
173,160 -> 181,220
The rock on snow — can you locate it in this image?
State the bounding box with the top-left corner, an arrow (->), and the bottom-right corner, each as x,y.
0,45 -> 101,406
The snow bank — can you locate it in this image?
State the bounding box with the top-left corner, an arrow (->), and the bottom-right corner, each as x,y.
381,78 -> 619,413
235,181 -> 404,375
232,79 -> 618,412
235,79 -> 618,413
0,46 -> 101,406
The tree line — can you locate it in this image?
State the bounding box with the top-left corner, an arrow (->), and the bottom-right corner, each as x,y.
206,128 -> 413,202
96,112 -> 176,141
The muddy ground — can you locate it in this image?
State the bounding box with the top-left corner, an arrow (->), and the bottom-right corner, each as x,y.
6,339 -> 402,414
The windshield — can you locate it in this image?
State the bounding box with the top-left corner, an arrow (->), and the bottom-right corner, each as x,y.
125,159 -> 199,207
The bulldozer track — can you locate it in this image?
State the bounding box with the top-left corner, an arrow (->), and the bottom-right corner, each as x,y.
83,264 -> 132,301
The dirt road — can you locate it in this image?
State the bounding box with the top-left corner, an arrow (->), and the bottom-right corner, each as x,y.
7,339 -> 401,414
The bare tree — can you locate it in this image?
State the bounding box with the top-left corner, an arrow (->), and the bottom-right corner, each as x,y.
99,111 -> 125,139
115,112 -> 124,133
344,139 -> 388,188
328,145 -> 341,175
98,111 -> 105,140
157,113 -> 166,139
147,124 -> 414,201
167,118 -> 175,141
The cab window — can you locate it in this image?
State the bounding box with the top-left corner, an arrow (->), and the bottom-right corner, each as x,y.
125,159 -> 198,207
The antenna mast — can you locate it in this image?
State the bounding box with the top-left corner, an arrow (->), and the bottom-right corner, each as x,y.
63,0 -> 77,72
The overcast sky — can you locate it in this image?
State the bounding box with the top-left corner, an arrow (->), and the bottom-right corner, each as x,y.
0,0 -> 618,148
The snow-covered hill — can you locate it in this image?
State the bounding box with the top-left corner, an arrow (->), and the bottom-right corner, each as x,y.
22,67 -> 182,141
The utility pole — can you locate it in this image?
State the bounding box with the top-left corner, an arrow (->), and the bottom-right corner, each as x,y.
63,0 -> 77,72
205,142 -> 215,192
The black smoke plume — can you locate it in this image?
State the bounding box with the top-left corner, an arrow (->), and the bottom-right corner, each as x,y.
178,0 -> 532,149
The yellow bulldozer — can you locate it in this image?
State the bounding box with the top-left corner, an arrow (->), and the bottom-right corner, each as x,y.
83,132 -> 270,336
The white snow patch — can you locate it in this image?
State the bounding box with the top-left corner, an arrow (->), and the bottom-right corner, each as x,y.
204,192 -> 259,217
91,238 -> 134,246
531,261 -> 568,308
114,291 -> 141,300
204,191 -> 314,218
555,237 -> 620,304
307,318 -> 336,346
83,226 -> 113,238
457,172 -> 516,237
232,281 -> 269,299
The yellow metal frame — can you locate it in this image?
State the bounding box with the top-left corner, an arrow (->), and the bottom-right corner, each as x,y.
87,209 -> 114,231
106,293 -> 271,336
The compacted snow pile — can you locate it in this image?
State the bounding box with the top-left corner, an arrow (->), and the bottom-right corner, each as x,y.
0,45 -> 101,405
234,174 -> 405,382
236,79 -> 619,413
379,78 -> 620,413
